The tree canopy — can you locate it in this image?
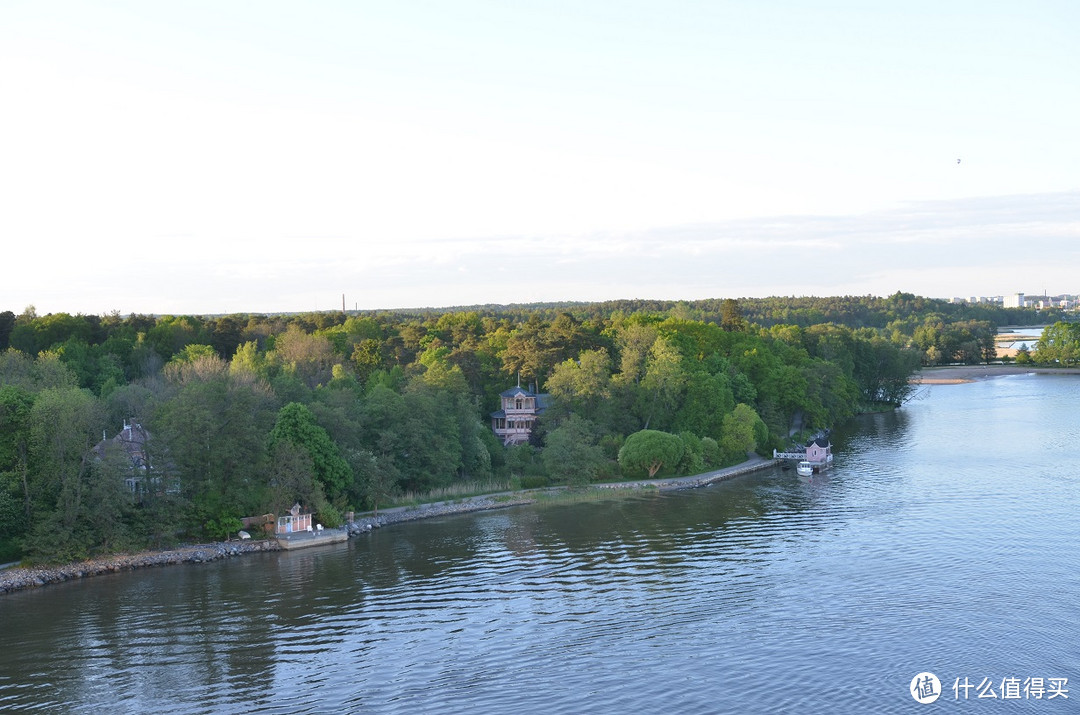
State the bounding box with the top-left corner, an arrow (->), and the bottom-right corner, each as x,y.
2,293 -> 1038,563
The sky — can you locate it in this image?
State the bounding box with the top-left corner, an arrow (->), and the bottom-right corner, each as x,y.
2,1 -> 1078,316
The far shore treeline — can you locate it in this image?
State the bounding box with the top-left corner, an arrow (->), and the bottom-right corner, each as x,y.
0,294 -> 1070,564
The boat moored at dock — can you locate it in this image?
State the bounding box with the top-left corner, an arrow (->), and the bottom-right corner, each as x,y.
776,434 -> 834,477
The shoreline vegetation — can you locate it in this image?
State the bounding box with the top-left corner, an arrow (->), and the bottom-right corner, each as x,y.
3,302 -> 1074,589
0,455 -> 774,596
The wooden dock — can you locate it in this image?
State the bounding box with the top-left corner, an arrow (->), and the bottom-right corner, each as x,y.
274,528 -> 349,550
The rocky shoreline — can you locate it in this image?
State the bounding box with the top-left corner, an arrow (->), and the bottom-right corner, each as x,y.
0,495 -> 539,596
1,459 -> 773,596
0,539 -> 281,595
345,494 -> 538,535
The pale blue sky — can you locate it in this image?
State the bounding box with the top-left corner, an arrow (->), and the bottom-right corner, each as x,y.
2,1 -> 1077,314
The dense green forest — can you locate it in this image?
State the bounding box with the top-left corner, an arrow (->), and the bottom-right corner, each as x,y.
0,295 -> 1061,563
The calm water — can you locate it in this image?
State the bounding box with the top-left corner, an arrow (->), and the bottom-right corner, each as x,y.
2,375 -> 1079,713
999,325 -> 1046,351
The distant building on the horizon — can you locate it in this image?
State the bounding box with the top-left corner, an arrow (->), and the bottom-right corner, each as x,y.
1003,293 -> 1025,308
946,292 -> 1077,311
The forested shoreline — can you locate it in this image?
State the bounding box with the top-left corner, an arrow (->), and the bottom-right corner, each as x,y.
0,294 -> 1064,564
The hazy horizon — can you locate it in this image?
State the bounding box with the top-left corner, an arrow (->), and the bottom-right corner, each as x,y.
3,2 -> 1077,316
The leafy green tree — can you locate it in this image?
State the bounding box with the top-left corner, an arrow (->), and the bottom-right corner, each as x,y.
0,349 -> 36,391
230,341 -> 268,379
210,316 -> 244,360
358,384 -> 460,493
671,371 -> 734,439
0,483 -> 22,561
505,443 -> 542,479
365,366 -> 406,394
637,337 -> 688,430
719,403 -> 768,463
79,448 -> 139,554
500,314 -> 557,390
851,333 -> 919,405
1034,322 -> 1080,366
800,361 -> 860,429
415,350 -> 493,480
618,429 -> 684,478
1014,343 -> 1032,364
676,432 -> 705,476
720,299 -> 746,332
541,415 -> 606,486
271,325 -> 338,389
7,312 -> 95,355
612,322 -> 658,385
345,447 -> 398,514
351,338 -> 384,384
169,344 -> 219,365
0,385 -> 35,553
25,387 -> 104,562
154,364 -> 275,538
803,323 -> 856,376
145,316 -> 207,362
0,311 -> 15,351
269,402 -> 352,502
700,436 -> 721,468
37,353 -> 79,391
264,440 -> 330,521
545,348 -> 613,419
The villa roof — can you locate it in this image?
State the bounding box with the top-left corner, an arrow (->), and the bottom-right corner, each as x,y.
92,421 -> 150,468
500,386 -> 536,397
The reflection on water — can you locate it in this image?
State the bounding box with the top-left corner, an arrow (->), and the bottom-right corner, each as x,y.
2,375 -> 1078,714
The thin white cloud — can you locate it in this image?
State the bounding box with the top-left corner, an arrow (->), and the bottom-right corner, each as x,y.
6,191 -> 1074,315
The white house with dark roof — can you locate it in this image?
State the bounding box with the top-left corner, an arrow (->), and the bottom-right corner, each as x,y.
491,385 -> 548,446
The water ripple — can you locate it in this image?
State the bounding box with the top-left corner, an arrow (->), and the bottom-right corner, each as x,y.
2,377 -> 1079,713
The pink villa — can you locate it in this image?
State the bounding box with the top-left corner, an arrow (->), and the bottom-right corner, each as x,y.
773,434 -> 835,474
276,503 -> 312,535
491,385 -> 548,446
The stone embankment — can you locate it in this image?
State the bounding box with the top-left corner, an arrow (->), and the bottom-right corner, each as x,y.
595,454 -> 772,492
0,498 -> 537,595
1,457 -> 775,596
0,539 -> 280,595
346,495 -> 537,535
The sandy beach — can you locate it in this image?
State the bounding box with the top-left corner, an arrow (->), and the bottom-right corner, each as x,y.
912,364 -> 1080,384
